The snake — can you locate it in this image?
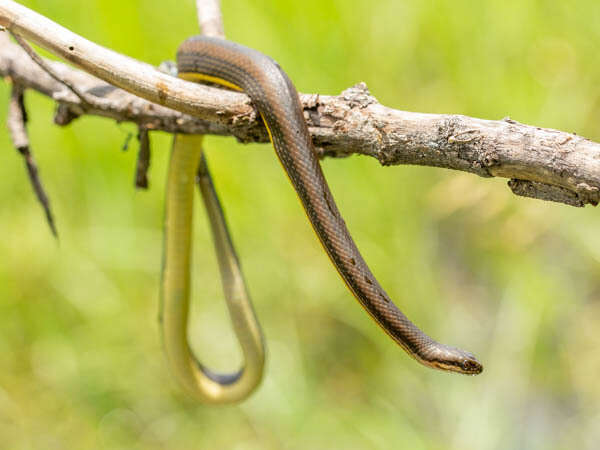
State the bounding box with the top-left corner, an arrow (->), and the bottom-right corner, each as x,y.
162,134 -> 265,403
161,35 -> 482,403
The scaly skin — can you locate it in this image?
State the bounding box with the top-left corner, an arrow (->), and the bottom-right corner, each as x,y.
164,36 -> 482,401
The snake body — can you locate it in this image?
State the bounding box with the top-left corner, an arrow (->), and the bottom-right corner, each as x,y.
162,134 -> 265,403
163,36 -> 481,402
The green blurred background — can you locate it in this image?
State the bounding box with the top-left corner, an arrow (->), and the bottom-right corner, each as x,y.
1,0 -> 600,448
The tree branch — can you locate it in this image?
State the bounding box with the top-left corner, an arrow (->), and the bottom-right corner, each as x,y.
2,1 -> 600,207
9,30 -> 91,108
6,83 -> 58,236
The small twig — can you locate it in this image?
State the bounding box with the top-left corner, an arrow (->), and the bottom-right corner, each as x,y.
10,31 -> 91,109
7,84 -> 29,148
135,127 -> 151,189
53,102 -> 80,126
196,0 -> 224,39
7,84 -> 58,237
121,131 -> 134,152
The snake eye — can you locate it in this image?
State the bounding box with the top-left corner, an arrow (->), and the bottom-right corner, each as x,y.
461,358 -> 483,374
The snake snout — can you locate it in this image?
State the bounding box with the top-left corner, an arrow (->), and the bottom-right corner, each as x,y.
460,356 -> 483,375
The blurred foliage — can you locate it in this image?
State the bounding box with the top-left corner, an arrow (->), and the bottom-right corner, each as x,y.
1,0 -> 600,449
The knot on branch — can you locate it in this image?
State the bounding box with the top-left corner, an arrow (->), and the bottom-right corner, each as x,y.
508,179 -> 600,207
340,82 -> 377,109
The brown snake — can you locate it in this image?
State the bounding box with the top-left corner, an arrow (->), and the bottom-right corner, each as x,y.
162,36 -> 482,402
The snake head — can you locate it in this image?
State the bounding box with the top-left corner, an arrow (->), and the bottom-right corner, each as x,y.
427,346 -> 483,375
456,355 -> 483,375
